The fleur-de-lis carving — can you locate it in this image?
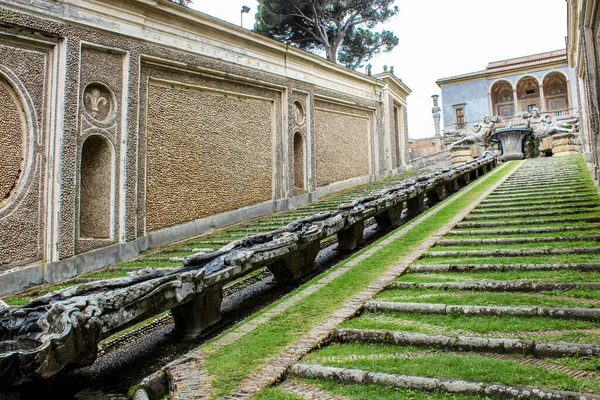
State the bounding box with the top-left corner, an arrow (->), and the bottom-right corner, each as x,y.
85,88 -> 108,119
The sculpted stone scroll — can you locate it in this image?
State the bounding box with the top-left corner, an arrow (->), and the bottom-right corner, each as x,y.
0,155 -> 499,387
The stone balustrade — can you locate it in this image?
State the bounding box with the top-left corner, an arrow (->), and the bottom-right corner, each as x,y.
0,154 -> 499,387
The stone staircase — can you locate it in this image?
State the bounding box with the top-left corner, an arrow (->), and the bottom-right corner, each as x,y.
288,156 -> 600,399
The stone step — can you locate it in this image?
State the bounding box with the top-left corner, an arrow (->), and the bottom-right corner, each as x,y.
474,200 -> 600,211
505,175 -> 584,182
425,247 -> 600,258
492,183 -> 589,194
386,281 -> 600,292
289,364 -> 600,400
485,190 -> 598,200
332,328 -> 600,357
364,301 -> 600,321
456,216 -> 600,228
448,224 -> 600,236
436,234 -> 600,246
410,263 -> 600,273
479,195 -> 599,207
463,208 -> 598,221
499,179 -> 588,188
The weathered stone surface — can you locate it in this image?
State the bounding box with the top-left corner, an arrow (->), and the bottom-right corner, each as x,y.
332,328 -> 600,357
290,364 -> 600,399
146,85 -> 274,231
0,155 -> 498,386
364,300 -> 600,321
386,281 -> 600,292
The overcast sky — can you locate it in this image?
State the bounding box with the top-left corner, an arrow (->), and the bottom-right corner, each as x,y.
190,0 -> 568,139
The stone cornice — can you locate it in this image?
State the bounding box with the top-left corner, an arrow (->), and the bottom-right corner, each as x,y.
0,0 -> 399,102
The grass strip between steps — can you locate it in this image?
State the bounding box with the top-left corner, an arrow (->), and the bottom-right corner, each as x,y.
300,347 -> 600,393
403,269 -> 600,283
301,345 -> 600,393
255,379 -> 488,399
200,162 -> 517,396
341,311 -> 598,334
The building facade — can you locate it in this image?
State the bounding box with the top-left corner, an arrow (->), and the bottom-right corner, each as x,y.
436,50 -> 578,134
0,0 -> 411,294
567,0 -> 600,182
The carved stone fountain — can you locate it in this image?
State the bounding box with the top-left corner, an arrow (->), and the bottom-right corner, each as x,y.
491,126 -> 532,161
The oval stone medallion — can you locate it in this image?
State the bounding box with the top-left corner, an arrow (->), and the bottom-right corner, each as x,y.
0,79 -> 26,207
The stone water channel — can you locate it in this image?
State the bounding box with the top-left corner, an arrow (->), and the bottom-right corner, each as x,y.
288,155 -> 600,399
0,156 -> 498,399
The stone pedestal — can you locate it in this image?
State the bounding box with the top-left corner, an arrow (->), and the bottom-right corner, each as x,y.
552,133 -> 579,156
541,137 -> 553,155
268,241 -> 321,283
444,179 -> 459,193
450,146 -> 473,165
426,184 -> 445,204
407,193 -> 425,215
171,284 -> 224,337
457,172 -> 470,187
336,221 -> 365,251
469,168 -> 479,181
374,205 -> 403,230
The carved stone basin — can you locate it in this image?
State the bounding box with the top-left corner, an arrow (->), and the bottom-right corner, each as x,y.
492,126 -> 532,161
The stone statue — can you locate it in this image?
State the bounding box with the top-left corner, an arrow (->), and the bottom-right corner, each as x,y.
528,107 -> 578,139
431,95 -> 441,137
450,115 -> 500,148
366,64 -> 372,76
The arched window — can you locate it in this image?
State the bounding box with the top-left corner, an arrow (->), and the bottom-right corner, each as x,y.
79,135 -> 113,239
293,131 -> 306,191
491,80 -> 514,117
516,76 -> 541,113
543,72 -> 569,113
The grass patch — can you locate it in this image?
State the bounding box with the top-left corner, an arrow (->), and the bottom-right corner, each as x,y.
115,260 -> 182,268
373,290 -> 599,308
99,311 -> 170,344
406,269 -> 600,283
446,229 -> 600,239
293,378 -> 490,399
341,311 -> 598,334
310,349 -> 600,393
200,162 -> 518,396
418,253 -> 600,264
430,240 -> 600,251
252,387 -> 304,399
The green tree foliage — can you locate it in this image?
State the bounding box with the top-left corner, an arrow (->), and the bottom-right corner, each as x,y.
169,0 -> 192,6
255,0 -> 399,69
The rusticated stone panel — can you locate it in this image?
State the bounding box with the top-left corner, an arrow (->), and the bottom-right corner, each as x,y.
315,105 -> 370,187
0,79 -> 25,206
76,46 -> 123,254
79,136 -> 113,238
0,37 -> 49,272
146,83 -> 274,231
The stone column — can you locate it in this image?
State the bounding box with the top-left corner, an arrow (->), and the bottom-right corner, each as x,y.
539,84 -> 547,111
512,88 -> 519,114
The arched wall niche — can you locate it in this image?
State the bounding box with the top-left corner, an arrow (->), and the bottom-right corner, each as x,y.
516,76 -> 541,113
79,134 -> 115,239
490,80 -> 514,117
293,130 -> 306,191
0,74 -> 31,211
543,71 -> 569,112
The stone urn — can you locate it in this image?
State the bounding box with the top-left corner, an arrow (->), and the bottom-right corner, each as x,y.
492,127 -> 532,161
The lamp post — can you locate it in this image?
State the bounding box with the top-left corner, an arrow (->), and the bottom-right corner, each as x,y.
241,6 -> 251,27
